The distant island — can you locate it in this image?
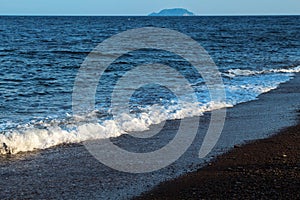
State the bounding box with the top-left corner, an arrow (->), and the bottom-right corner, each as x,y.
149,8 -> 195,16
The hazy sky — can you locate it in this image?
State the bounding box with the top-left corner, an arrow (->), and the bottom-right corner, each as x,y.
0,0 -> 299,16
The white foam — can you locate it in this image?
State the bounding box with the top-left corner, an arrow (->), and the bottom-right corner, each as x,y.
226,69 -> 262,77
271,65 -> 300,73
225,65 -> 300,78
0,101 -> 232,155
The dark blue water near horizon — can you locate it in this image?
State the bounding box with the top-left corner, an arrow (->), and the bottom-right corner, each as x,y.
0,16 -> 299,146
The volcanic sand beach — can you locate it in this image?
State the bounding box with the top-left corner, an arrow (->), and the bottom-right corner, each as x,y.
1,74 -> 300,199
136,120 -> 300,199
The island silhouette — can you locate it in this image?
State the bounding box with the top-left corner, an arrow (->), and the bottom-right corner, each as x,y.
149,8 -> 195,16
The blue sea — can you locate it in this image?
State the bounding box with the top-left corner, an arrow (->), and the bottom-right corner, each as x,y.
0,16 -> 299,154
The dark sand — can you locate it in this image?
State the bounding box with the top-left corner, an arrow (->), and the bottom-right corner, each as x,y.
136,123 -> 300,199
1,74 -> 300,199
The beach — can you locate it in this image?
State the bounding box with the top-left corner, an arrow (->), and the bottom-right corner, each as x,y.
136,120 -> 300,199
1,73 -> 300,199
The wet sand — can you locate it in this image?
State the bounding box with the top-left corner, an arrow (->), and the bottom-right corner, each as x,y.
1,74 -> 300,199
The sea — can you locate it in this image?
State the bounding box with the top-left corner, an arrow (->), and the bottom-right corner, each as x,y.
0,16 -> 299,155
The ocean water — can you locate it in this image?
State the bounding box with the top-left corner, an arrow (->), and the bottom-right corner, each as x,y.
0,16 -> 299,154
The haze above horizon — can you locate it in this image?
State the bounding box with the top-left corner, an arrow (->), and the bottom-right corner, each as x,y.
0,0 -> 299,16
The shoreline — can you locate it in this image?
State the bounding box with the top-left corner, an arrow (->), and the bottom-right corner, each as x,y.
1,74 -> 300,199
135,74 -> 300,199
135,122 -> 300,199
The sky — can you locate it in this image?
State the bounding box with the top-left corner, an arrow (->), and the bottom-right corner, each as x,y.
0,0 -> 299,16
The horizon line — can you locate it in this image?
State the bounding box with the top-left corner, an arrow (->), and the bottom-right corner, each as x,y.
0,13 -> 299,17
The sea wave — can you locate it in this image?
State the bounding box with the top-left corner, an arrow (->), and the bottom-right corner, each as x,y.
0,101 -> 231,155
224,65 -> 300,78
0,65 -> 299,155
